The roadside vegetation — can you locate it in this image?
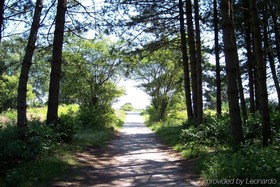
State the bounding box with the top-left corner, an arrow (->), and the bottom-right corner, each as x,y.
144,106 -> 280,186
120,102 -> 136,112
1,0 -> 280,186
0,105 -> 125,187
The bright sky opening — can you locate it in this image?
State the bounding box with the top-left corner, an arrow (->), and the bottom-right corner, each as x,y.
113,79 -> 151,110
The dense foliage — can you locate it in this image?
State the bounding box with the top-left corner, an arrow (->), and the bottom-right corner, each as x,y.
200,146 -> 280,186
146,106 -> 280,186
0,74 -> 34,112
133,46 -> 184,121
0,106 -> 125,186
120,102 -> 135,111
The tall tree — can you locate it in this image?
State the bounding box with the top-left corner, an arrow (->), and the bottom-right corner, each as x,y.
220,0 -> 244,147
0,0 -> 4,41
263,5 -> 280,108
179,0 -> 193,120
17,0 -> 44,129
61,37 -> 123,107
185,0 -> 198,121
134,48 -> 183,121
46,0 -> 67,125
250,0 -> 271,145
268,0 -> 280,65
243,0 -> 255,113
194,0 -> 203,124
213,0 -> 221,116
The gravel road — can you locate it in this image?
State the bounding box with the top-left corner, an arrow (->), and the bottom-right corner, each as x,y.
52,112 -> 202,187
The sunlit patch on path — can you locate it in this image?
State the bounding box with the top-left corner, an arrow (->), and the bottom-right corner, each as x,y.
52,112 -> 202,187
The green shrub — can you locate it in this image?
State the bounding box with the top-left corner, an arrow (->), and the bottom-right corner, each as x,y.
154,119 -> 183,146
271,108 -> 280,146
3,157 -> 72,187
120,102 -> 135,111
1,110 -> 17,122
54,112 -> 80,143
243,113 -> 262,144
145,105 -> 162,122
0,122 -> 56,176
78,105 -> 116,129
0,105 -> 124,186
200,145 -> 280,186
180,114 -> 231,147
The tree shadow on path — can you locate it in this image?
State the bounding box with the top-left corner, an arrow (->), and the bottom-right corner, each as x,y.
51,112 -> 203,187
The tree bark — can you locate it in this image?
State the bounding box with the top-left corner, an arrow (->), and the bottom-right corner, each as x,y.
0,0 -> 4,41
220,0 -> 244,147
178,0 -> 193,120
194,0 -> 203,124
268,0 -> 280,65
214,0 -> 221,116
238,69 -> 248,122
46,0 -> 67,125
17,0 -> 43,129
263,5 -> 280,108
185,0 -> 198,122
250,0 -> 272,146
243,0 -> 255,113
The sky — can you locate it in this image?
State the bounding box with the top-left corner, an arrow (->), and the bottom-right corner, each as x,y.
113,79 -> 151,110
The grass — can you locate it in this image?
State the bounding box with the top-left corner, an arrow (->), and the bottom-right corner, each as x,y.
146,117 -> 209,159
0,106 -> 126,187
144,112 -> 280,186
2,157 -> 75,187
147,119 -> 182,146
0,104 -> 79,126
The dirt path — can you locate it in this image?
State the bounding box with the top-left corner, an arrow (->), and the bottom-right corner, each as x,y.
52,112 -> 202,187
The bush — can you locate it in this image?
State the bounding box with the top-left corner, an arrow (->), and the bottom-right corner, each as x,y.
120,102 -> 135,111
78,105 -> 117,129
243,113 -> 262,144
145,105 -> 161,122
271,108 -> 280,146
0,112 -> 80,177
54,112 -> 80,143
200,145 -> 280,186
0,122 -> 56,176
180,114 -> 232,147
148,119 -> 183,146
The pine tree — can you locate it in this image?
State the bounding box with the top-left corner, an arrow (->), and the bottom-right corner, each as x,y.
250,0 -> 272,145
220,0 -> 244,147
46,0 -> 67,125
17,0 -> 44,129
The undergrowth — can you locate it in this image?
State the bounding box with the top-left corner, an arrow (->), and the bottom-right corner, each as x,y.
145,107 -> 280,186
0,105 -> 125,187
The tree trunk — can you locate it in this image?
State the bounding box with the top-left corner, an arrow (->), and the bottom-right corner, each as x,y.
0,0 -> 4,41
214,0 -> 221,116
237,70 -> 248,122
17,0 -> 43,129
178,0 -> 193,120
254,66 -> 260,111
250,0 -> 272,146
185,0 -> 198,122
220,0 -> 244,147
159,99 -> 168,120
268,0 -> 280,65
194,0 -> 203,124
243,0 -> 255,113
263,5 -> 280,108
46,0 -> 67,125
